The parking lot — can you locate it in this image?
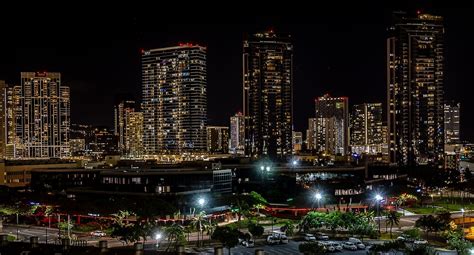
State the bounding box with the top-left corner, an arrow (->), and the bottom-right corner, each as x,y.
199,240 -> 371,254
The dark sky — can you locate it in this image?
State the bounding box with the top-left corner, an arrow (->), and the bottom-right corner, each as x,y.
0,3 -> 473,141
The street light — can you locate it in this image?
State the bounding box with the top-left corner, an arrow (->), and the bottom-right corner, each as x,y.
461,208 -> 465,240
375,194 -> 383,237
198,198 -> 206,209
292,160 -> 298,166
155,232 -> 162,250
315,193 -> 322,209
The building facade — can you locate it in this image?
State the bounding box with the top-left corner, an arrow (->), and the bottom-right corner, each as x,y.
9,72 -> 70,158
306,118 -> 317,151
114,100 -> 136,153
229,112 -> 245,155
292,131 -> 303,154
243,31 -> 293,159
444,102 -> 460,144
350,103 -> 384,155
142,44 -> 207,154
387,12 -> 445,166
125,112 -> 144,157
314,94 -> 349,156
206,126 -> 229,154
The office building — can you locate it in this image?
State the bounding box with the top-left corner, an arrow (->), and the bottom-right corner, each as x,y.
243,30 -> 293,159
292,131 -> 303,154
306,118 -> 317,151
444,102 -> 460,144
114,100 -> 136,153
315,94 -> 349,155
125,112 -> 144,157
207,126 -> 229,154
387,12 -> 445,166
229,112 -> 245,155
350,103 -> 384,155
142,44 -> 207,154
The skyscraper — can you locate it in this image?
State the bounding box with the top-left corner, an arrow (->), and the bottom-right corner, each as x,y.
306,118 -> 317,151
243,30 -> 293,159
13,72 -> 70,158
292,131 -> 303,154
315,94 -> 349,156
114,100 -> 136,153
387,12 -> 445,166
0,80 -> 7,158
125,111 -> 144,157
350,103 -> 384,155
444,102 -> 460,144
142,44 -> 207,154
229,112 -> 245,155
206,126 -> 229,154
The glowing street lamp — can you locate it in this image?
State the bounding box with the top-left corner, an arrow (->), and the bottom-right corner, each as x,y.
155,232 -> 162,250
315,192 -> 322,209
198,198 -> 206,208
375,194 -> 383,237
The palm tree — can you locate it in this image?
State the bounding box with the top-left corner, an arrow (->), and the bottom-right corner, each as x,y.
385,211 -> 400,238
191,211 -> 208,247
164,223 -> 185,251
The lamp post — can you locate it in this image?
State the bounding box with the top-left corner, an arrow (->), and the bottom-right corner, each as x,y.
315,193 -> 322,209
375,194 -> 383,237
155,232 -> 162,250
16,213 -> 19,240
461,208 -> 465,240
197,198 -> 206,247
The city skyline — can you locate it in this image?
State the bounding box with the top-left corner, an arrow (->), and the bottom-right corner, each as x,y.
0,7 -> 472,142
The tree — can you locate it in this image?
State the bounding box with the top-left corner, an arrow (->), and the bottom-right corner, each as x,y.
415,215 -> 442,238
164,223 -> 186,251
248,223 -> 264,238
249,191 -> 267,213
435,211 -> 451,231
385,211 -> 400,238
211,226 -> 240,254
298,242 -> 326,254
445,227 -> 473,255
190,211 -> 209,247
349,220 -> 376,241
280,220 -> 295,236
325,211 -> 344,235
463,168 -> 472,182
299,211 -> 326,232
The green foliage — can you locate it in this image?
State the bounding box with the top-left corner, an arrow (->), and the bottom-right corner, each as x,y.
385,211 -> 401,238
369,240 -> 406,253
248,223 -> 264,237
164,223 -> 186,251
211,226 -> 241,254
402,228 -> 422,240
299,211 -> 326,232
298,242 -> 326,254
415,215 -> 443,236
445,228 -> 473,255
280,220 -> 295,236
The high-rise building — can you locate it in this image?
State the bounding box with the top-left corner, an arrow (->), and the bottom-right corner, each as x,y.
125,112 -> 144,157
444,102 -> 460,144
206,126 -> 229,154
0,80 -> 7,158
387,12 -> 445,166
306,118 -> 317,151
315,94 -> 349,156
292,131 -> 303,154
229,113 -> 245,155
350,103 -> 384,155
114,100 -> 136,153
69,138 -> 86,156
142,44 -> 207,154
11,72 -> 70,158
243,30 -> 293,159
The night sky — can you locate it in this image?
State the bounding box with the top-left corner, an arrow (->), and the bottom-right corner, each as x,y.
0,3 -> 472,141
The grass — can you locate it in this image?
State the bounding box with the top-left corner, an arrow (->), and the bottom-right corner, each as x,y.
406,198 -> 474,214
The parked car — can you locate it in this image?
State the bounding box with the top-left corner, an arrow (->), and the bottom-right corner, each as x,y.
90,230 -> 106,237
241,239 -> 254,247
342,242 -> 358,251
320,241 -> 336,252
396,235 -> 414,243
329,242 -> 343,252
414,239 -> 428,245
304,233 -> 316,241
266,235 -> 279,245
316,233 -> 329,240
279,234 -> 289,244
